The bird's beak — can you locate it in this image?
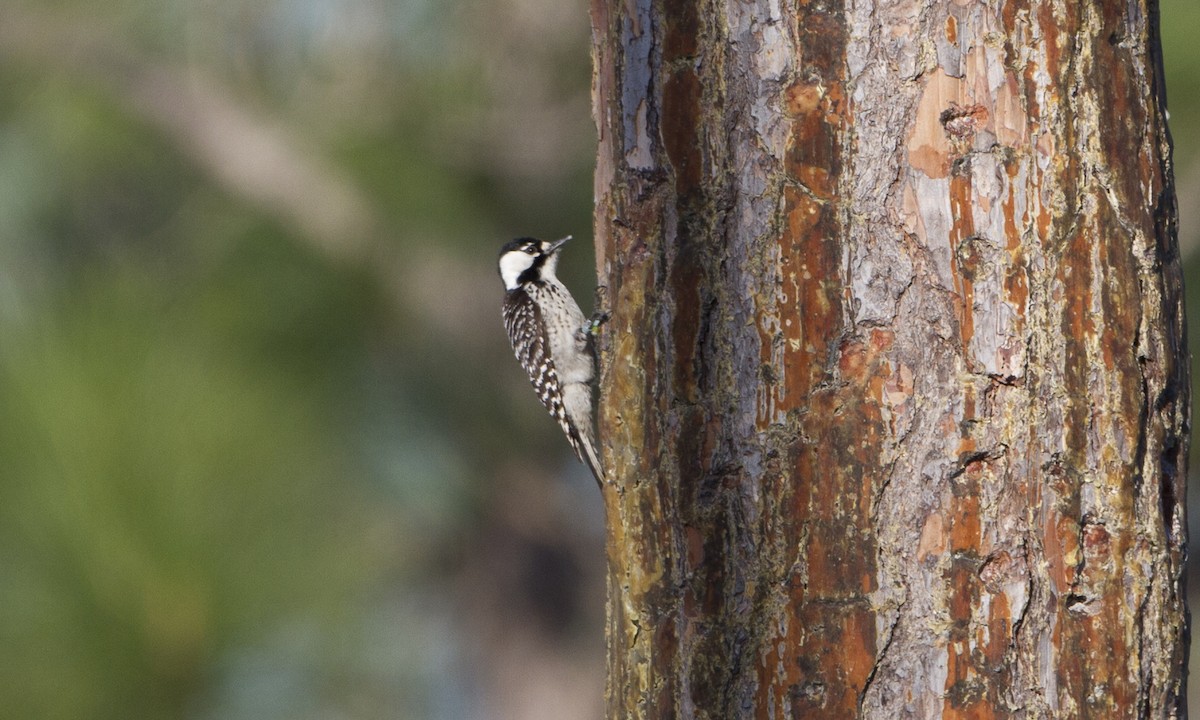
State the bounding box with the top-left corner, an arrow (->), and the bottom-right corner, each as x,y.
546,235 -> 572,253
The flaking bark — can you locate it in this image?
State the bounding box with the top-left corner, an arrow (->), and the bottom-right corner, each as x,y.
590,0 -> 1188,718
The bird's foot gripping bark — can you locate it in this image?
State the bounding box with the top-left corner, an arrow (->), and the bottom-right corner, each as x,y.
582,310 -> 610,338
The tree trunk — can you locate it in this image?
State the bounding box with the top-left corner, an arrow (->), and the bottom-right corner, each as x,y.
589,0 -> 1189,718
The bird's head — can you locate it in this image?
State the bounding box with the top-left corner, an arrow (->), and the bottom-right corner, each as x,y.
497,236 -> 570,290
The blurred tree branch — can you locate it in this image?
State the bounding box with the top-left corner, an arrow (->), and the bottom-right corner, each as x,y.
1176,154 -> 1200,257
0,11 -> 381,264
0,9 -> 517,351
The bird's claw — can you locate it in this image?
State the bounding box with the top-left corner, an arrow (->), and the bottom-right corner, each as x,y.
583,311 -> 610,336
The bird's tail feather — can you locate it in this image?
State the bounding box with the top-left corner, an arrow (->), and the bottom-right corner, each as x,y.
578,435 -> 605,487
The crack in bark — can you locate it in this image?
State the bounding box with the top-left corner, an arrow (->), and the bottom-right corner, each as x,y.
857,593 -> 905,715
1007,544 -> 1033,648
868,458 -> 900,527
1133,558 -> 1156,719
946,443 -> 1008,481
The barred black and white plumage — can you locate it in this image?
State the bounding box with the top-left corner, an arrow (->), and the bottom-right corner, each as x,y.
498,236 -> 604,484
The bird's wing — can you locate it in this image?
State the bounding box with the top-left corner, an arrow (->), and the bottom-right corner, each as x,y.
503,288 -> 604,485
503,289 -> 570,437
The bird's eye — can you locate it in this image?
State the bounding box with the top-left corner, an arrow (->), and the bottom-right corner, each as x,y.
524,245 -> 538,254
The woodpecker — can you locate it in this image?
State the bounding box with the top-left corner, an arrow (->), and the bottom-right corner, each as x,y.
498,236 -> 604,484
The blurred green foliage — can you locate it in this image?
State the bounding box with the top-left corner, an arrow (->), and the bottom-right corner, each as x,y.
1162,0 -> 1200,159
0,269 -> 374,718
0,1 -> 598,717
0,0 -> 1196,718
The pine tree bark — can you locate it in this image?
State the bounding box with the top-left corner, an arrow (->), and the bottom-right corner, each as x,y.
590,0 -> 1188,718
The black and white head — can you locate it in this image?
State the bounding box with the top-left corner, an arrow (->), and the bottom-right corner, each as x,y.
498,236 -> 570,291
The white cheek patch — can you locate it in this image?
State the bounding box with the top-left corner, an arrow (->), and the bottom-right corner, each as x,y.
499,252 -> 534,289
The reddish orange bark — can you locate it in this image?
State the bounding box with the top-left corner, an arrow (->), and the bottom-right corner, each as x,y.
591,0 -> 1188,718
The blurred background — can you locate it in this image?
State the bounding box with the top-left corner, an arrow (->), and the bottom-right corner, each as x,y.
0,2 -> 1195,719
